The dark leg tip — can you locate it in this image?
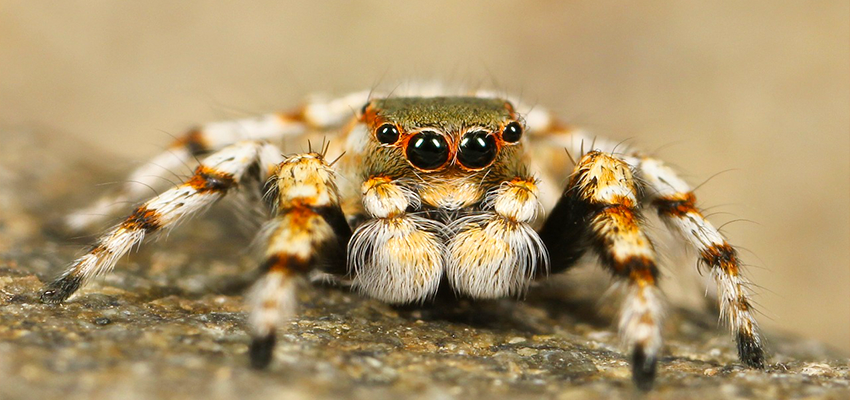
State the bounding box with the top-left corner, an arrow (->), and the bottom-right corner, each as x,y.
631,346 -> 658,391
737,331 -> 766,369
39,275 -> 82,304
249,334 -> 276,369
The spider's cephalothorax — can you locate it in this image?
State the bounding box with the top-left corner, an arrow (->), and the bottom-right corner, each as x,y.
348,97 -> 545,304
41,87 -> 766,390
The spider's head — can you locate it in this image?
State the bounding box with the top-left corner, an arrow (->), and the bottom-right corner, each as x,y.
360,96 -> 524,173
355,96 -> 527,209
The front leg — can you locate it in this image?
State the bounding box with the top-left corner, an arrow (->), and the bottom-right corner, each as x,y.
547,150 -> 666,391
247,152 -> 351,368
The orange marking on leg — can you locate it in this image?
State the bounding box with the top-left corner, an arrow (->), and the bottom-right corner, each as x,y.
737,297 -> 752,312
638,313 -> 655,325
186,165 -> 237,193
87,243 -> 108,256
600,205 -> 640,232
363,175 -> 393,189
701,242 -> 740,275
508,177 -> 537,202
285,206 -> 318,229
278,106 -> 307,124
652,192 -> 698,218
261,254 -> 311,275
171,129 -> 209,156
120,206 -> 162,233
629,264 -> 658,285
610,195 -> 637,209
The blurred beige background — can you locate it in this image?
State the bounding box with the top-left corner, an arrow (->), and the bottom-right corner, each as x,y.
1,1 -> 847,352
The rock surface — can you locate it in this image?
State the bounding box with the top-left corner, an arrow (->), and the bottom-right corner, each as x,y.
0,131 -> 847,400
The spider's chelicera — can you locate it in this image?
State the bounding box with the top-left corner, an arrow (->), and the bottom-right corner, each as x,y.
41,87 -> 765,390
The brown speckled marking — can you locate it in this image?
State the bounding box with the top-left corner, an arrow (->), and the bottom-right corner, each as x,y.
598,204 -> 640,230
278,106 -> 315,129
120,206 -> 161,233
86,243 -> 110,257
652,192 -> 698,218
187,165 -> 236,193
701,242 -> 741,276
172,129 -> 209,156
285,206 -> 319,230
260,254 -> 311,275
278,107 -> 305,122
626,259 -> 659,284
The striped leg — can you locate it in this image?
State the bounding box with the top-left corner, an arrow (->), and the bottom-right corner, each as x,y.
65,91 -> 370,232
41,141 -> 275,303
630,155 -> 765,369
551,151 -> 665,390
447,177 -> 548,298
247,152 -> 351,368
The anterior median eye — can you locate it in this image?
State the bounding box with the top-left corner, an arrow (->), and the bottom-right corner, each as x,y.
405,131 -> 449,170
457,130 -> 497,169
376,123 -> 400,144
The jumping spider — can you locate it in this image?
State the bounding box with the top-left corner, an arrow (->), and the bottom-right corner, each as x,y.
40,86 -> 765,390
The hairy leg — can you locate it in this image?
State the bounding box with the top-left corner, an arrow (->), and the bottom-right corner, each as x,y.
629,154 -> 765,369
247,151 -> 351,368
42,141 -> 277,303
65,91 -> 370,232
547,150 -> 666,390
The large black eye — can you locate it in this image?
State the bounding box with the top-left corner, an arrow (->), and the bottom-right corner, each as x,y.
457,130 -> 497,169
406,131 -> 449,170
502,121 -> 523,143
376,123 -> 400,144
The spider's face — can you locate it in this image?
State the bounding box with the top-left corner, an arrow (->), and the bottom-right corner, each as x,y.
361,97 -> 523,172
357,97 -> 527,209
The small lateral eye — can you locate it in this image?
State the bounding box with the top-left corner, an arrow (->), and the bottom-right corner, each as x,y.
502,121 -> 523,143
376,123 -> 400,144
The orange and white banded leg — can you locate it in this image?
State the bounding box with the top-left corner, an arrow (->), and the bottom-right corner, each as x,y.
564,151 -> 665,390
630,155 -> 765,369
248,152 -> 352,368
65,91 -> 370,232
41,141 -> 274,303
447,177 -> 548,298
347,176 -> 445,304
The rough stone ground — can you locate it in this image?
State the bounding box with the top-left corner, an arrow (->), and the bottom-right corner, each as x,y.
0,131 -> 847,400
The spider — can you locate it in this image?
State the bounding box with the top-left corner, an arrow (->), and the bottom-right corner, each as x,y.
39,85 -> 765,390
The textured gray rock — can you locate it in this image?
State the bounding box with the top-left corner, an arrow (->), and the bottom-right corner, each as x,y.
0,131 -> 847,400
